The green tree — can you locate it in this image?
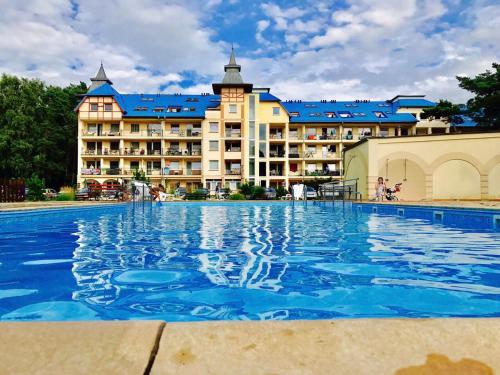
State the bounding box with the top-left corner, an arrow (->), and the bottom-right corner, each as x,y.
457,63 -> 500,129
421,99 -> 464,128
0,74 -> 87,188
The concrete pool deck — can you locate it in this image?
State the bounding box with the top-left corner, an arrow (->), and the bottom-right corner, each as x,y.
0,319 -> 499,374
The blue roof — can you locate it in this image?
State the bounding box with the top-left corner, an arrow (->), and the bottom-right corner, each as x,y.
86,83 -> 119,96
80,84 -> 221,118
119,94 -> 220,118
457,115 -> 478,127
282,101 -> 418,123
259,92 -> 281,102
392,98 -> 436,108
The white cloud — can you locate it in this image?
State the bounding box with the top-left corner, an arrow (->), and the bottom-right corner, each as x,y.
0,0 -> 498,104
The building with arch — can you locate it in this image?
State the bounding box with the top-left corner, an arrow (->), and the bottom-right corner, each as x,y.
344,132 -> 500,200
75,49 -> 482,193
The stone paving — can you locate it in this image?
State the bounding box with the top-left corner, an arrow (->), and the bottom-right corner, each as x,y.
0,319 -> 499,374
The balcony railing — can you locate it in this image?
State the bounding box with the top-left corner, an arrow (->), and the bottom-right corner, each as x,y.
122,130 -> 162,137
225,147 -> 241,153
165,149 -> 202,156
305,134 -> 339,141
305,170 -> 341,176
269,133 -> 284,140
81,168 -> 101,175
269,150 -> 286,157
164,129 -> 202,137
225,130 -> 241,138
225,169 -> 241,175
82,148 -> 202,157
82,130 -> 121,136
104,168 -> 122,175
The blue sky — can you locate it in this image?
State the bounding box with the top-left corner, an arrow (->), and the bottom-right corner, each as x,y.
0,0 -> 499,102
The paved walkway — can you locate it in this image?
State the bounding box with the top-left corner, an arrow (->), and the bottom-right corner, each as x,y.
0,201 -> 123,211
1,319 -> 498,374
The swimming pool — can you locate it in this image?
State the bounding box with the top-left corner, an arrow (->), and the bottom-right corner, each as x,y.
0,202 -> 499,321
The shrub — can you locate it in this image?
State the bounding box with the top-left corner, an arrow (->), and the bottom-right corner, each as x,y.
251,186 -> 266,199
238,182 -> 254,198
276,186 -> 288,198
26,175 -> 45,201
229,193 -> 245,200
55,192 -> 75,201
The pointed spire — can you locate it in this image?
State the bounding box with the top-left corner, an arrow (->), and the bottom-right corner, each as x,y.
88,62 -> 113,92
212,46 -> 253,94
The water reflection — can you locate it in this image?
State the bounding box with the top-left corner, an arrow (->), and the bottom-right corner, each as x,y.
2,202 -> 499,322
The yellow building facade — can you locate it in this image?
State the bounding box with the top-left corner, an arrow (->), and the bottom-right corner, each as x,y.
344,132 -> 500,200
76,51 -> 465,194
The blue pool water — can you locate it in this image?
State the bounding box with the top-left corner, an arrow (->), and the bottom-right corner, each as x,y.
0,202 -> 499,322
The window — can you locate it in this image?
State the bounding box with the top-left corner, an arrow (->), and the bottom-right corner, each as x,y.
185,97 -> 199,102
170,161 -> 180,170
110,161 -> 119,169
338,111 -> 353,118
304,104 -> 317,108
90,103 -> 98,111
229,104 -> 237,113
259,124 -> 266,140
134,106 -> 148,111
209,160 -> 219,171
130,142 -> 139,150
104,103 -> 112,112
171,124 -> 180,134
373,111 -> 387,118
110,123 -> 119,133
87,124 -> 97,134
130,161 -> 139,170
325,112 -> 336,118
131,124 -> 139,133
153,107 -> 164,112
259,142 -> 266,157
309,112 -> 322,117
167,106 -> 181,112
290,112 -> 300,117
209,122 -> 219,133
272,107 -> 280,116
209,140 -> 219,151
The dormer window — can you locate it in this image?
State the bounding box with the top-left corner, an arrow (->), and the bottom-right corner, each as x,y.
167,106 -> 182,113
304,104 -> 317,108
325,112 -> 336,118
373,111 -> 387,118
141,97 -> 154,102
338,111 -> 353,118
134,106 -> 148,111
290,112 -> 300,117
309,112 -> 322,117
153,107 -> 164,112
186,97 -> 199,102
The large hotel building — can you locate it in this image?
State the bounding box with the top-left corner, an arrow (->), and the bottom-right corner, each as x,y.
76,49 -> 452,192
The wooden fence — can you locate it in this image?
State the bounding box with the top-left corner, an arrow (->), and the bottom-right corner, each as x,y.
0,178 -> 25,202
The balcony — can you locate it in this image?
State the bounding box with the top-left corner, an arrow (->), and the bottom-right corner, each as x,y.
269,150 -> 286,158
225,169 -> 241,175
82,130 -> 121,137
122,130 -> 162,137
269,133 -> 284,140
82,149 -> 120,156
304,134 -> 339,141
164,148 -> 202,156
146,169 -> 163,176
305,170 -> 341,177
164,129 -> 202,138
103,168 -> 122,175
81,168 -> 101,176
303,152 -> 339,159
225,129 -> 241,138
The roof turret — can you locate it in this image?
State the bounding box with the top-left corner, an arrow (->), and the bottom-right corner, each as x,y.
88,62 -> 113,92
